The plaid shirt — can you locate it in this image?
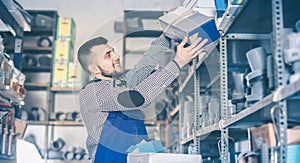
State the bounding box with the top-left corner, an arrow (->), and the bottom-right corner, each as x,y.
79,35 -> 179,161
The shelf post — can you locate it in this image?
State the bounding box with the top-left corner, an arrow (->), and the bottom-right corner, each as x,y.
179,92 -> 185,154
13,37 -> 23,70
193,66 -> 201,154
271,0 -> 287,162
220,37 -> 229,163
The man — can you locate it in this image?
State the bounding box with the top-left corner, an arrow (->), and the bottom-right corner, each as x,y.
78,34 -> 207,163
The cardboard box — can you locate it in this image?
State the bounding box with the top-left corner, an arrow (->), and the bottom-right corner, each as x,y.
56,17 -> 76,42
251,123 -> 300,151
54,40 -> 74,64
67,61 -> 86,88
52,63 -> 68,87
127,153 -> 202,163
158,7 -> 220,46
251,123 -> 276,151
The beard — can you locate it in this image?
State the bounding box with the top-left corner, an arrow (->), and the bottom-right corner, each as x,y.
98,65 -> 124,79
111,68 -> 124,79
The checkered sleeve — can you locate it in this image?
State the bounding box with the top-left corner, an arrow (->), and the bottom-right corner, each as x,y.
133,60 -> 180,107
124,34 -> 173,88
97,60 -> 181,111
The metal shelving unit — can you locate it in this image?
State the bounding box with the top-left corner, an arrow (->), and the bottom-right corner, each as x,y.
271,0 -> 287,161
121,10 -> 165,67
178,1 -> 249,93
177,0 -> 300,162
0,1 -> 31,162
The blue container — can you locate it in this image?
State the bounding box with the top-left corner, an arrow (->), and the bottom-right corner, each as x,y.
231,0 -> 244,5
287,144 -> 300,163
214,0 -> 228,17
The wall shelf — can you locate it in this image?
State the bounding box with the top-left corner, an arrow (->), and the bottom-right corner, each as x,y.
48,121 -> 83,126
125,30 -> 162,38
22,120 -> 84,127
22,66 -> 51,73
50,87 -> 81,92
176,0 -> 300,162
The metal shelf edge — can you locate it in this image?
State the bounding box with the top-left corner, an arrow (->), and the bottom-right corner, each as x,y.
225,33 -> 270,40
25,82 -> 49,87
217,2 -> 248,33
50,87 -> 81,92
23,121 -> 84,126
25,120 -> 48,125
195,123 -> 220,137
48,121 -> 84,126
180,136 -> 193,145
273,79 -> 300,102
221,94 -> 273,128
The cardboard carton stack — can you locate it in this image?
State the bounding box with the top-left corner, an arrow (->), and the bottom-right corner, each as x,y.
52,17 -> 83,88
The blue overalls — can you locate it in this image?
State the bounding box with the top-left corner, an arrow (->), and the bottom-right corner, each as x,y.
94,111 -> 148,163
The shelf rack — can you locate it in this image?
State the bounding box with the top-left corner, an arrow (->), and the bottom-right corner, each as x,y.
176,0 -> 300,162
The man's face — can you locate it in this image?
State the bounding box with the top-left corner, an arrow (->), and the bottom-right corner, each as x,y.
91,44 -> 123,77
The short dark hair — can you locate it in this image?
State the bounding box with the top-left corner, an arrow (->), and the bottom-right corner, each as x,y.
77,37 -> 108,73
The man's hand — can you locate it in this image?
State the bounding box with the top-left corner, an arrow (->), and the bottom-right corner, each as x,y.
173,37 -> 208,68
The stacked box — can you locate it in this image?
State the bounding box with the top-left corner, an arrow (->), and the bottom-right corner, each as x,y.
251,123 -> 300,151
52,40 -> 74,87
158,7 -> 220,46
53,40 -> 74,63
56,17 -> 76,42
68,61 -> 88,88
52,63 -> 69,87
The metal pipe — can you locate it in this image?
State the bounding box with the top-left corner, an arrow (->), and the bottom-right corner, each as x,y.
2,124 -> 8,154
50,138 -> 65,151
7,128 -> 14,155
63,151 -> 75,160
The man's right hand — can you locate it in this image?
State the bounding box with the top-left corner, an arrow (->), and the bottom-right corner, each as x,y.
173,37 -> 208,68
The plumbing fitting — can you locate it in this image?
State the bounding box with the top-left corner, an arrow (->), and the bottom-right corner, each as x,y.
245,47 -> 268,104
232,73 -> 246,112
50,138 -> 65,151
284,31 -> 300,83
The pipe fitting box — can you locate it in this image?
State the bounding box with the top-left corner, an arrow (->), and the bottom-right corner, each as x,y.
158,7 -> 220,46
53,40 -> 74,64
52,63 -> 69,87
127,153 -> 202,163
56,17 -> 76,42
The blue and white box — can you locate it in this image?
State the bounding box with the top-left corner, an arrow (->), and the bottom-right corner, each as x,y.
158,7 -> 220,46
